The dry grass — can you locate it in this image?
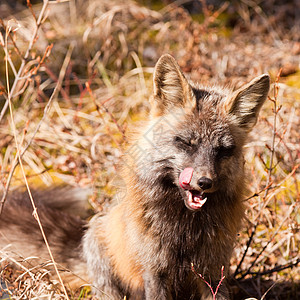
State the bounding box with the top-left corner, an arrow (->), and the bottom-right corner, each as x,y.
0,0 -> 299,299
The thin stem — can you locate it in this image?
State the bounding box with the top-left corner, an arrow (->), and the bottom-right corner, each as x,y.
3,30 -> 74,300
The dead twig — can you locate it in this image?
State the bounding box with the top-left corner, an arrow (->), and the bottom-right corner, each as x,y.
234,70 -> 284,279
247,257 -> 300,278
0,43 -> 74,214
263,69 -> 282,198
191,263 -> 226,300
0,0 -> 50,123
237,202 -> 297,280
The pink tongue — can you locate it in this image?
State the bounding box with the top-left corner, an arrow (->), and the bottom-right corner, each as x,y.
179,167 -> 194,189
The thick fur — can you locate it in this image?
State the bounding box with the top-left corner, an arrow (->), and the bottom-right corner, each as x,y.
0,54 -> 270,299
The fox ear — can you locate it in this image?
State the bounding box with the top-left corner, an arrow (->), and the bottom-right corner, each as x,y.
225,74 -> 270,131
151,54 -> 194,115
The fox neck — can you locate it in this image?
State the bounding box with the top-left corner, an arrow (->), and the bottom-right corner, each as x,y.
122,170 -> 245,279
125,168 -> 244,242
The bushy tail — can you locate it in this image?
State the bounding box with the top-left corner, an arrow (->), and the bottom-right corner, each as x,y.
0,186 -> 91,288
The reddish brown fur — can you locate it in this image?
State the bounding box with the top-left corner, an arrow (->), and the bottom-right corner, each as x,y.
105,204 -> 144,289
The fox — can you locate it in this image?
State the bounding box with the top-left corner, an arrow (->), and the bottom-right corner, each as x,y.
0,54 -> 270,300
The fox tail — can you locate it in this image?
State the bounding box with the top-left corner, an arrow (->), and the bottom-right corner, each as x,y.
0,186 -> 91,289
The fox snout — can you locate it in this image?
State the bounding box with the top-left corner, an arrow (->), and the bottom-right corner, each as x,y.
190,172 -> 216,193
197,177 -> 213,191
179,168 -> 216,193
179,168 -> 217,210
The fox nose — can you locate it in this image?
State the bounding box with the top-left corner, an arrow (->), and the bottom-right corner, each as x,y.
197,177 -> 213,190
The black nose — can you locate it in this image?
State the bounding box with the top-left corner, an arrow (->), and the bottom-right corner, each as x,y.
197,177 -> 213,190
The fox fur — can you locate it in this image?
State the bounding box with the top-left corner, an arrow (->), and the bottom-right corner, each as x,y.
0,54 -> 270,299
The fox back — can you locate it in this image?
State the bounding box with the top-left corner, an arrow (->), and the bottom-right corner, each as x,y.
83,54 -> 270,299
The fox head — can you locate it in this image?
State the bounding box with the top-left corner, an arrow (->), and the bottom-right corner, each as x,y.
129,54 -> 270,212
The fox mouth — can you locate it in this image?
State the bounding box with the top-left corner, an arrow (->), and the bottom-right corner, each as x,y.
184,190 -> 207,211
179,167 -> 209,211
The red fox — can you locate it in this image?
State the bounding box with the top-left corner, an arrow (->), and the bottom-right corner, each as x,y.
0,54 -> 270,299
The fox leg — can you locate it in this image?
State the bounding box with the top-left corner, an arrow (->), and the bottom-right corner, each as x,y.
143,270 -> 171,300
82,216 -> 124,299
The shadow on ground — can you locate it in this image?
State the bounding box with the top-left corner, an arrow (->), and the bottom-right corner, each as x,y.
231,278 -> 300,300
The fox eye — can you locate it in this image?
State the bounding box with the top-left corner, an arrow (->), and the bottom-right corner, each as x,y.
216,145 -> 235,159
174,136 -> 196,149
